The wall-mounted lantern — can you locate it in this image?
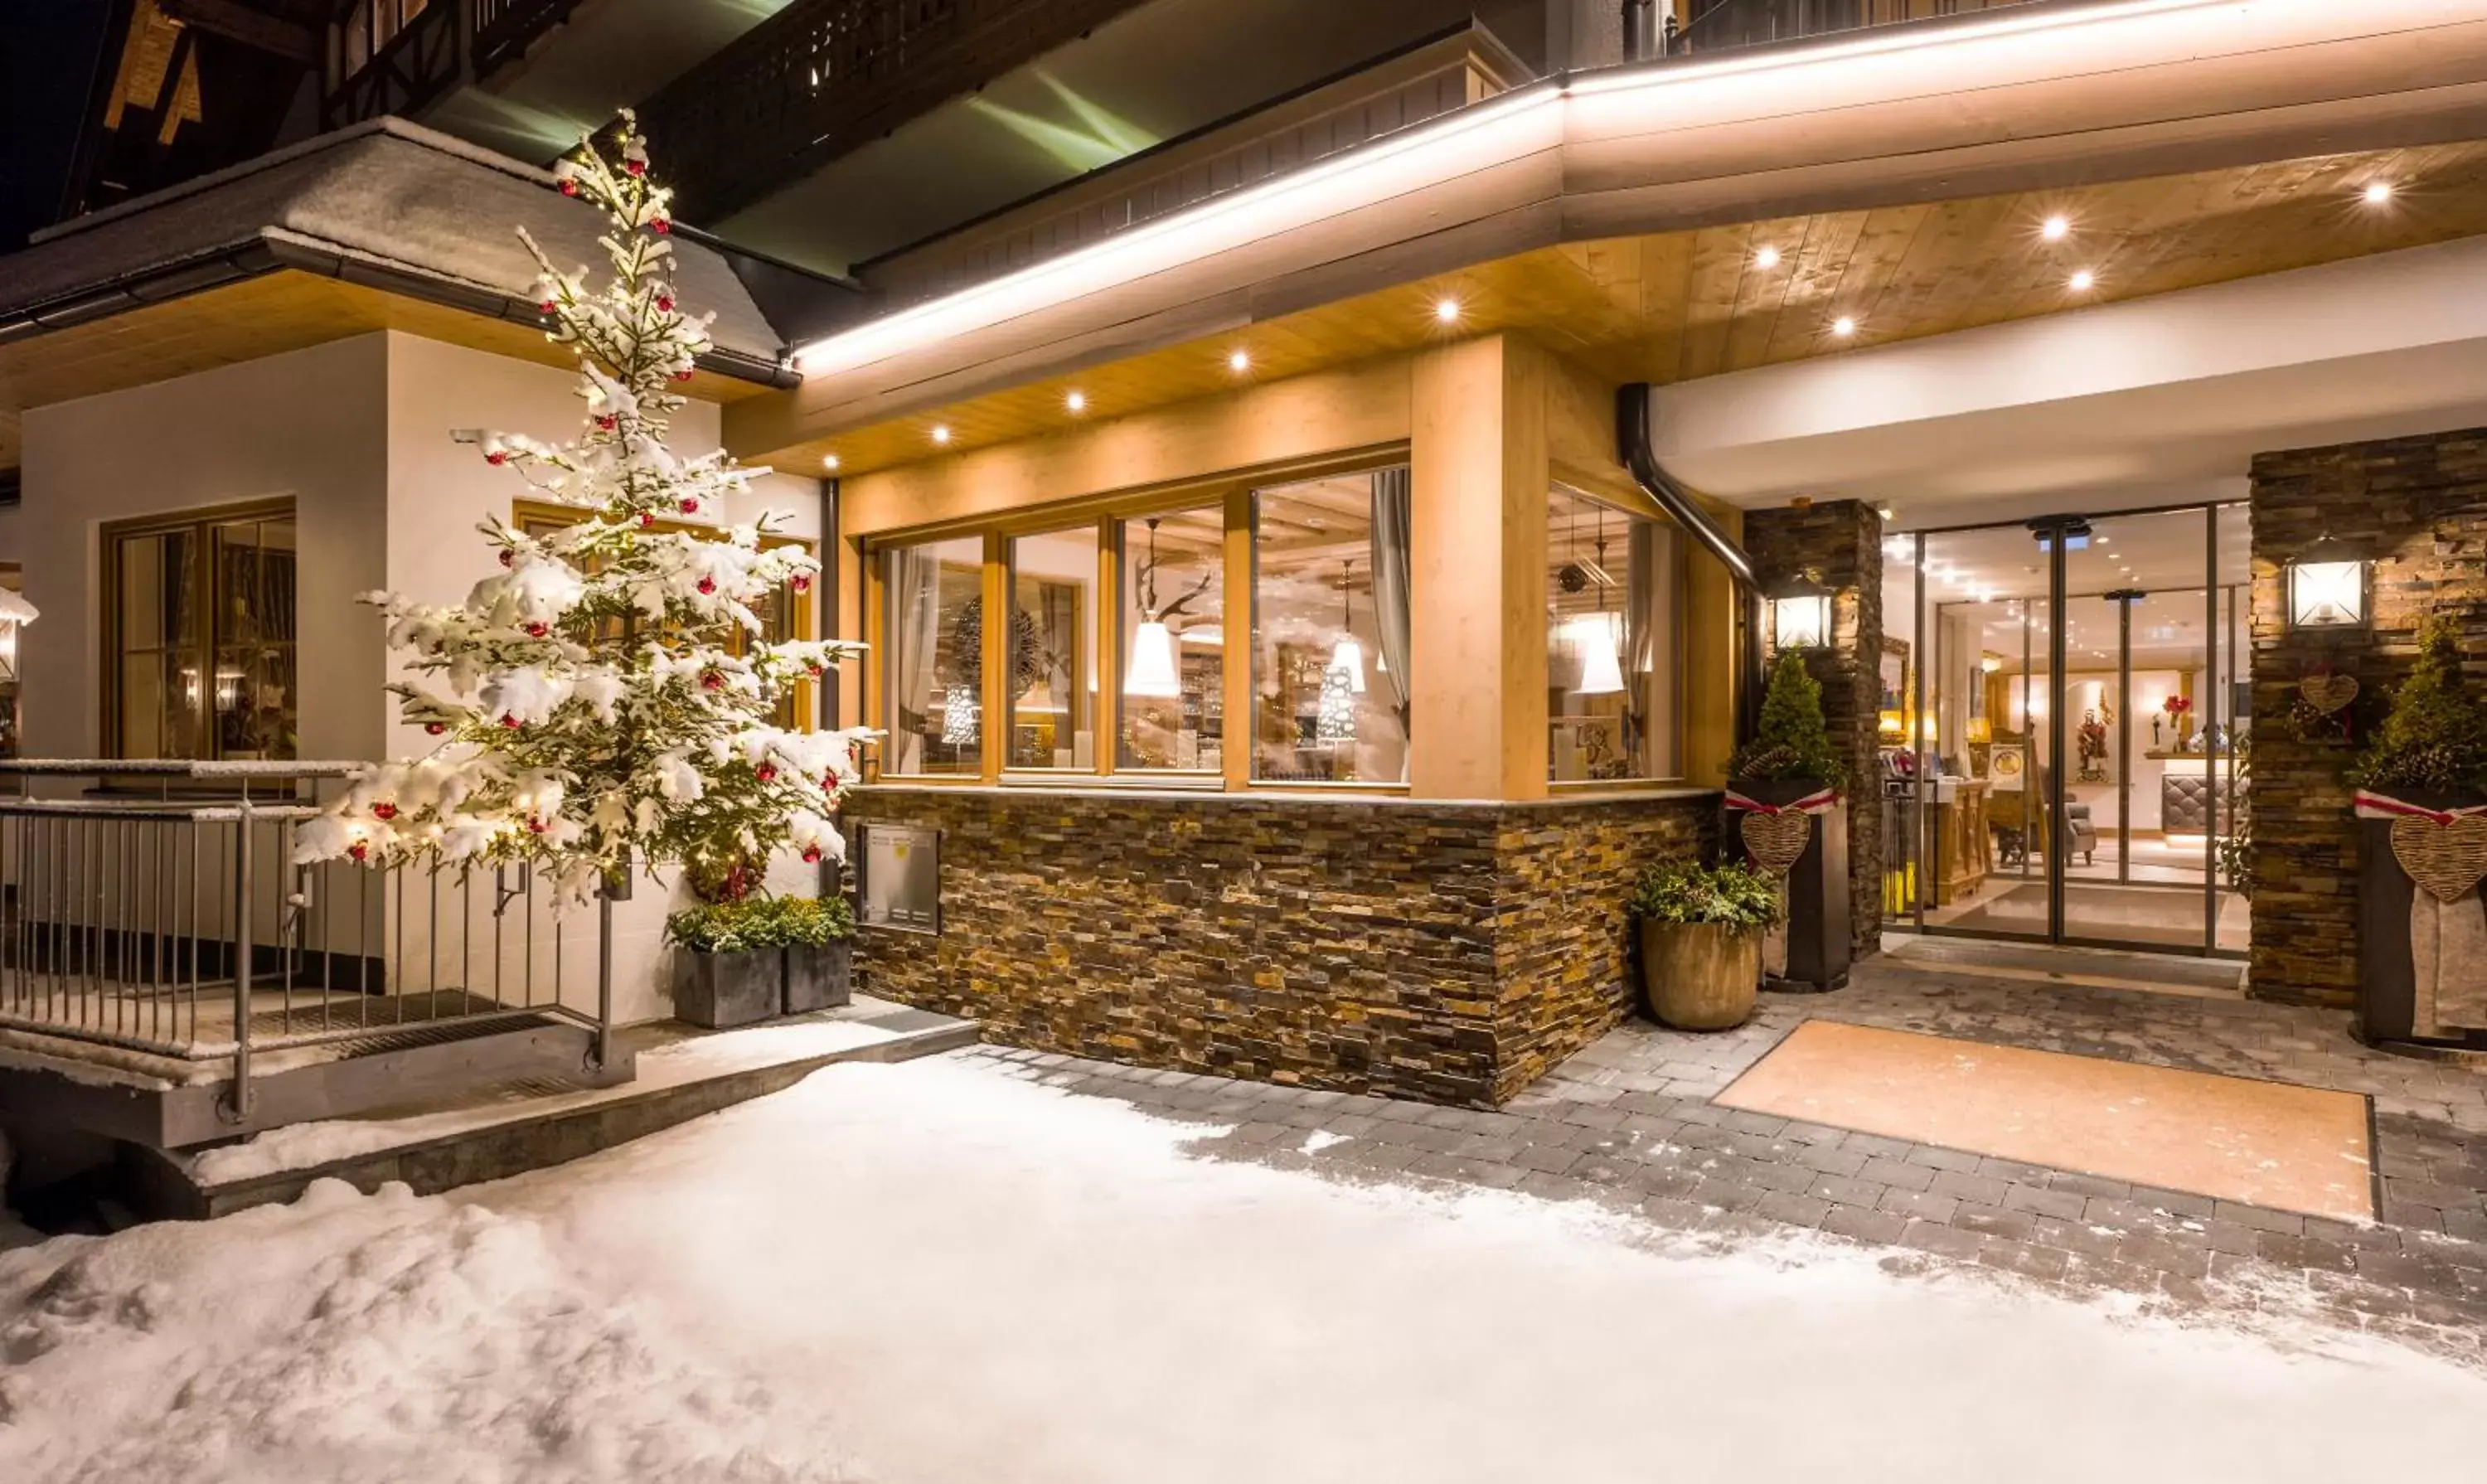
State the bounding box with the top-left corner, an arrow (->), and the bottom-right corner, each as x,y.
1768,570 -> 1833,652
2286,535 -> 2368,629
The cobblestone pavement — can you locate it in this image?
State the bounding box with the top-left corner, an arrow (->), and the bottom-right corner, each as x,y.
953,953 -> 2487,1364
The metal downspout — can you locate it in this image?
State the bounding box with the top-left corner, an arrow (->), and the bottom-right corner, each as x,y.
1615,383 -> 1764,744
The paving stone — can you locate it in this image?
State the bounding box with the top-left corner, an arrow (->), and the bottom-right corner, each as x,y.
1977,1237 -> 2073,1284
2113,1232 -> 2213,1281
1878,1187 -> 1961,1225
2213,1200 -> 2307,1237
2255,1232 -> 2359,1273
1898,1219 -> 1985,1263
1822,1204 -> 1908,1245
2001,1185 -> 2090,1222
2048,1171 -> 2133,1202
1810,1173 -> 1886,1206
1949,1204 -> 2039,1244
1859,1157 -> 1938,1192
1903,1146 -> 1985,1175
1929,1171 -> 2012,1208
1754,1191 -> 1834,1229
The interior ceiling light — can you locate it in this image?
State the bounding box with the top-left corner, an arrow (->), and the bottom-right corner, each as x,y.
1753,245 -> 1782,269
930,424 -> 952,445
2363,181 -> 2396,205
822,453 -> 840,471
1831,316 -> 1857,338
1228,349 -> 1251,373
1065,390 -> 1088,413
1434,297 -> 1462,323
2041,214 -> 2071,241
2069,269 -> 2097,292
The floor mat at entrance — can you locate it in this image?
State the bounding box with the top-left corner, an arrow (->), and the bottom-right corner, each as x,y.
1715,1021 -> 2376,1223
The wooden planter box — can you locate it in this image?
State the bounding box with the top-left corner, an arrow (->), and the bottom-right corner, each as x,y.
1732,776 -> 1852,994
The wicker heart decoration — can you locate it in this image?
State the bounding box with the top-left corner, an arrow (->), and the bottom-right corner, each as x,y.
2300,672 -> 2359,715
2390,815 -> 2487,903
1741,809 -> 1815,875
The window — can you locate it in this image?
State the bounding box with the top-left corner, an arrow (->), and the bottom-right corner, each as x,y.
1547,487 -> 1679,783
105,505 -> 298,761
1116,505 -> 1224,774
0,566 -> 23,759
1251,472 -> 1412,783
1006,526 -> 1100,770
882,534 -> 987,775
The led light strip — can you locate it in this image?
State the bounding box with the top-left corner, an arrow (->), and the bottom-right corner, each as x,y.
788,0 -> 2242,378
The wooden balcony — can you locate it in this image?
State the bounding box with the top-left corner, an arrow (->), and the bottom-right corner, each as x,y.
636,0 -> 1160,225
321,0 -> 584,130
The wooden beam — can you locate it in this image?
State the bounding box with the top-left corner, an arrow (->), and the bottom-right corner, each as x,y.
159,0 -> 318,64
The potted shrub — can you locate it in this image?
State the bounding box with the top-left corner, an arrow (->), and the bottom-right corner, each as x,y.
1726,650 -> 1851,992
1627,856 -> 1784,1031
2346,622 -> 2487,1047
665,896 -> 788,1030
778,894 -> 856,1014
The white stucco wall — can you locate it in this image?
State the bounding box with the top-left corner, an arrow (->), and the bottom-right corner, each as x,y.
12,330 -> 829,1029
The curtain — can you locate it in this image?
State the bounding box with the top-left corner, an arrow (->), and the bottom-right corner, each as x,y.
890,547 -> 939,774
1368,468 -> 1415,777
1623,520 -> 1661,771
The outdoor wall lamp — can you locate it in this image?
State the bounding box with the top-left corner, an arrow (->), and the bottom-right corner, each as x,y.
2286,535 -> 2368,629
1769,570 -> 1833,652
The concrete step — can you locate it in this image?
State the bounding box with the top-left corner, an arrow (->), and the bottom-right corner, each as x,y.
126,995 -> 978,1220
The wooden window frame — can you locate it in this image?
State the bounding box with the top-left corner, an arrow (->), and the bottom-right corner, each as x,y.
99,497 -> 298,764
858,445 -> 1412,793
1544,478 -> 1691,792
513,499 -> 821,730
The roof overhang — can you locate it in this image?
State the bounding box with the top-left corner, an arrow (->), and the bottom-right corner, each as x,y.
732,0 -> 2487,466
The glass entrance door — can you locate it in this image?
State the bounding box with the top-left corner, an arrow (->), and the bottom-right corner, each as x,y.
1886,502 -> 2249,956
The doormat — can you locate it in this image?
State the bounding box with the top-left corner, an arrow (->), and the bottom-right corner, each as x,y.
1715,1021 -> 2376,1223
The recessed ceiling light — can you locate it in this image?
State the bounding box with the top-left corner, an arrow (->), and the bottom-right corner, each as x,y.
2041,214 -> 2071,241
1753,245 -> 1782,269
1434,297 -> 1462,323
1878,506 -> 1896,520
930,424 -> 951,445
822,453 -> 840,472
2363,181 -> 2395,205
2069,269 -> 2097,292
1065,390 -> 1088,413
1228,349 -> 1251,372
1831,315 -> 1857,337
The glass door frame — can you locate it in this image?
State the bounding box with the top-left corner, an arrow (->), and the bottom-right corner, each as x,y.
1893,498 -> 2244,958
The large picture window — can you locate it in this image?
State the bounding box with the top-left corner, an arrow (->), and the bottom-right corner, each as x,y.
881,534 -> 987,775
1007,526 -> 1100,770
1250,472 -> 1412,783
104,504 -> 297,761
1115,504 -> 1224,774
1547,487 -> 1679,783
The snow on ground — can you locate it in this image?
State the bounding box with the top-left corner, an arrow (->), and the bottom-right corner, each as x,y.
5,1055 -> 2485,1483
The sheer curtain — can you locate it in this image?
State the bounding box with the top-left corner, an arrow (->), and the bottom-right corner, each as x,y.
1369,468 -> 1414,778
890,547 -> 939,774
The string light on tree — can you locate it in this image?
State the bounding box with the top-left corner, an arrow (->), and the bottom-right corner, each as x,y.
291,111 -> 873,900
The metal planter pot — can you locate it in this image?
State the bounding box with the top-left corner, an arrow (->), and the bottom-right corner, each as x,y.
1731,775 -> 1852,993
785,939 -> 855,1015
674,948 -> 782,1030
1638,919 -> 1762,1031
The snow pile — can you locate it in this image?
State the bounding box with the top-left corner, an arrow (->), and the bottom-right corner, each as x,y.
6,1055 -> 2486,1483
0,1181 -> 846,1482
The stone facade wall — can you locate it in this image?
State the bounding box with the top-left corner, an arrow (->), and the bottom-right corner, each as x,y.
845,787 -> 1715,1105
1742,498 -> 1886,958
2248,427 -> 2487,1006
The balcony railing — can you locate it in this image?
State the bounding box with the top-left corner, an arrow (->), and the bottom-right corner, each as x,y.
322,0 -> 583,130
1667,0 -> 2047,55
0,761 -> 615,1138
638,0 -> 1160,225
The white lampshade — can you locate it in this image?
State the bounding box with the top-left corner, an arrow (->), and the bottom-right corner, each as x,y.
1328,635 -> 1367,693
1125,619 -> 1182,696
1571,615 -> 1625,696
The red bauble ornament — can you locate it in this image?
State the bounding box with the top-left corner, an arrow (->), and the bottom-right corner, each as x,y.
673,369 -> 695,381
626,159 -> 646,177
801,846 -> 822,866
498,550 -> 514,567
791,573 -> 812,593
539,298 -> 558,314
525,622 -> 549,638
500,713 -> 522,730
806,665 -> 822,678
650,217 -> 671,235
595,414 -> 617,431
372,803 -> 398,822
696,576 -> 716,595
679,498 -> 699,514
700,672 -> 724,691
425,722 -> 448,736
638,512 -> 656,528
655,294 -> 673,313
349,842 -> 370,863
755,763 -> 778,783
558,178 -> 579,196
527,816 -> 549,834
486,451 -> 508,465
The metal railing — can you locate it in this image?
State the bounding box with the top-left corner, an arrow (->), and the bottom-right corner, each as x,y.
0,761 -> 611,1122
1667,0 -> 2048,54
322,0 -> 585,129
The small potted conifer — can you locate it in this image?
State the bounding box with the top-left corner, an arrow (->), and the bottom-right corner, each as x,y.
1727,651 -> 1852,992
2346,621 -> 2487,1047
1628,856 -> 1784,1030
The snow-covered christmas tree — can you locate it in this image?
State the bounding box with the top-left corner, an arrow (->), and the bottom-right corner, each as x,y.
293,112 -> 870,899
